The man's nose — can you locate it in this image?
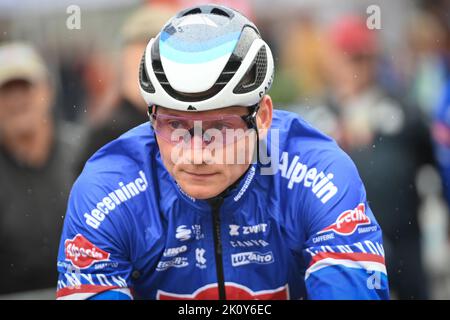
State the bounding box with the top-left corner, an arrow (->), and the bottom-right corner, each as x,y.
187,126 -> 211,149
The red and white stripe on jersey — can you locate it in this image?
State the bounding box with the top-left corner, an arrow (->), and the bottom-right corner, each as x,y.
305,252 -> 387,280
56,284 -> 132,300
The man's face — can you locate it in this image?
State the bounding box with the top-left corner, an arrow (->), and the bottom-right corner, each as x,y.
154,97 -> 272,200
0,79 -> 52,138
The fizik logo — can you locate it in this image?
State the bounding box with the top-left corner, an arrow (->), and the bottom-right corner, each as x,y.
317,203 -> 371,236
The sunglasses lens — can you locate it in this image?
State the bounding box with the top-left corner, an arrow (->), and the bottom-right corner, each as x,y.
151,114 -> 252,146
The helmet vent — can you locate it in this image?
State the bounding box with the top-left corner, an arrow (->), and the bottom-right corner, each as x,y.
182,8 -> 202,16
210,8 -> 230,18
233,46 -> 267,94
139,53 -> 155,93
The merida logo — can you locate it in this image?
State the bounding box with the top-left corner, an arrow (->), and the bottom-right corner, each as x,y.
83,171 -> 148,229
279,152 -> 338,204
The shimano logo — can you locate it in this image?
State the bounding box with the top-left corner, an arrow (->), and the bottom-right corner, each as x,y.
176,225 -> 192,241
279,152 -> 338,204
83,171 -> 149,229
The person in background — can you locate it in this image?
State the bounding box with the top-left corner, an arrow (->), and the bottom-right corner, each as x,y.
75,5 -> 175,172
0,42 -> 81,294
433,81 -> 450,209
320,16 -> 434,299
430,0 -> 450,212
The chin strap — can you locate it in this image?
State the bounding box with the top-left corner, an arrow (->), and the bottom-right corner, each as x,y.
244,103 -> 260,164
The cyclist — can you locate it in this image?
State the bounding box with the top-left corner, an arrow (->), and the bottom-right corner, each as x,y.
56,4 -> 389,300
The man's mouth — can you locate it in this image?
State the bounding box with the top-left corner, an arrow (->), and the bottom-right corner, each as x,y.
183,171 -> 218,178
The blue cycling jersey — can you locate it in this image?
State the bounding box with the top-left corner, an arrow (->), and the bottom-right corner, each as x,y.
433,79 -> 450,206
56,109 -> 389,300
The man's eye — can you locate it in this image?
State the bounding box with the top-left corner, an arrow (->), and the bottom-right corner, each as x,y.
214,122 -> 232,131
168,120 -> 182,129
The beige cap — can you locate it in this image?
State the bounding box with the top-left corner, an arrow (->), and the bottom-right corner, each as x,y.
120,5 -> 176,45
0,42 -> 47,87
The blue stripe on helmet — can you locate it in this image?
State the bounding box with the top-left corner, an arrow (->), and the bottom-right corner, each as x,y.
160,30 -> 240,52
160,38 -> 238,64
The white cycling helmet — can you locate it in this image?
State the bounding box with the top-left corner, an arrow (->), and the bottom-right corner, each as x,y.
139,4 -> 274,112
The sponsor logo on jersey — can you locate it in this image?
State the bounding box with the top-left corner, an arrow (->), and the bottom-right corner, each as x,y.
312,233 -> 335,244
231,251 -> 274,267
163,245 -> 188,258
57,273 -> 127,291
279,152 -> 338,204
305,240 -> 385,258
156,257 -> 189,271
83,170 -> 149,229
230,239 -> 270,248
229,223 -> 268,236
176,225 -> 192,241
64,234 -> 110,269
229,224 -> 240,236
192,224 -> 204,240
318,203 -> 371,236
358,225 -> 378,234
157,282 -> 289,300
195,248 -> 207,269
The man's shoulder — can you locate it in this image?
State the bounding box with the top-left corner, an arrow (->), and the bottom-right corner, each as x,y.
271,109 -> 362,205
72,123 -> 156,206
272,109 -> 352,166
272,109 -> 336,147
68,124 -> 155,230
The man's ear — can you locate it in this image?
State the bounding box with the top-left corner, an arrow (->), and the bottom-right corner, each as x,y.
257,95 -> 273,138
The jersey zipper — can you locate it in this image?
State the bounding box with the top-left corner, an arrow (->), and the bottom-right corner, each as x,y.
209,196 -> 226,300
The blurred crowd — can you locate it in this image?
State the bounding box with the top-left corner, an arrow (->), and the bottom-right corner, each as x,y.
0,0 -> 449,299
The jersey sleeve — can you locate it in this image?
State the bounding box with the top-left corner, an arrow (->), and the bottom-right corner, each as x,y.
300,152 -> 389,300
56,174 -> 134,300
